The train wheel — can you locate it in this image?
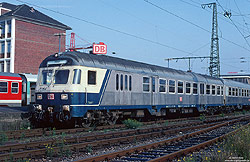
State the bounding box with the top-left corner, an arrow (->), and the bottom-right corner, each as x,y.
82,112 -> 94,128
107,112 -> 118,125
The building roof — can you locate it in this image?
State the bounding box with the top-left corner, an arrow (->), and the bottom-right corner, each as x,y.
0,2 -> 17,10
0,2 -> 71,30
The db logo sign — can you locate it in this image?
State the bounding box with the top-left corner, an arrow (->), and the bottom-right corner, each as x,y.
93,42 -> 107,54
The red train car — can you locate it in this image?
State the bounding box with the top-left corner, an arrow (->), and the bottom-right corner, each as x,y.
0,72 -> 22,107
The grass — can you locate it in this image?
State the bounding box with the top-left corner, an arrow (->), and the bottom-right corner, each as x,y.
0,112 -> 30,132
182,124 -> 250,162
123,119 -> 143,129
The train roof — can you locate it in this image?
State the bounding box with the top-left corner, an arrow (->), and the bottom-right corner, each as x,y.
40,51 -> 223,83
0,72 -> 21,78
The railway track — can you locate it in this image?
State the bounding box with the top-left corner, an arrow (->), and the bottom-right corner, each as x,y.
0,113 -> 237,140
75,116 -> 249,162
0,115 -> 247,161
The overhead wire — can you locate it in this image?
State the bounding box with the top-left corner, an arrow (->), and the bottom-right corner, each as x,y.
15,0 -> 193,55
144,0 -> 250,53
179,0 -> 250,34
233,0 -> 250,33
216,0 -> 250,48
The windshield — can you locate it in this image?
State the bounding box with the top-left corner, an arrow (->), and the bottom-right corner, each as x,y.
41,69 -> 69,85
42,70 -> 53,85
54,70 -> 69,84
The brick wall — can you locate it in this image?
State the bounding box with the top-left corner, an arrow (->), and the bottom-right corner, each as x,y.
15,20 -> 66,74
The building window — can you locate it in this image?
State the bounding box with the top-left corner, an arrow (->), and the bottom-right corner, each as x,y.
186,82 -> 191,94
88,71 -> 96,85
159,79 -> 166,92
169,80 -> 175,93
193,83 -> 198,94
0,41 -> 4,58
116,74 -> 119,90
7,41 -> 10,58
129,76 -> 132,91
72,69 -> 81,84
0,82 -> 7,93
125,75 -> 128,90
120,74 -> 123,91
0,61 -> 4,72
212,85 -> 216,95
143,77 -> 150,92
200,83 -> 205,95
0,22 -> 5,39
11,82 -> 18,93
206,85 -> 210,95
6,60 -> 10,72
7,20 -> 11,38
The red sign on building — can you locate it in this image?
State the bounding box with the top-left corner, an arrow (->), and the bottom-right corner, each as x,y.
93,42 -> 107,54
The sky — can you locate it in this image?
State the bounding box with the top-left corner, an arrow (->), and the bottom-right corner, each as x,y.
7,0 -> 250,75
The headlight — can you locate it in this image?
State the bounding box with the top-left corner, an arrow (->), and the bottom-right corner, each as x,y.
48,107 -> 53,112
61,94 -> 68,100
63,105 -> 70,111
37,94 -> 42,100
35,105 -> 42,111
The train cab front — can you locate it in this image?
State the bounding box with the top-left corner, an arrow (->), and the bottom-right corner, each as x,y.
32,53 -> 79,127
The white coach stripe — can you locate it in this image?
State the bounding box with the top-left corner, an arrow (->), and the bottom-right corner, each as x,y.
0,100 -> 22,103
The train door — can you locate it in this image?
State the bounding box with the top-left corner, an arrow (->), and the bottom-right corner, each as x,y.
151,76 -> 158,106
20,75 -> 27,106
30,82 -> 36,104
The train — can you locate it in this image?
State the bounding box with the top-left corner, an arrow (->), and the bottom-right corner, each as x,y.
0,72 -> 37,107
28,51 -> 250,128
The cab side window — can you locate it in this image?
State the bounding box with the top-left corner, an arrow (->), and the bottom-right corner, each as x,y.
88,71 -> 96,85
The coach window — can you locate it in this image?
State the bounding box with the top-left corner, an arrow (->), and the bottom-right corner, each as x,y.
239,88 -> 242,96
116,74 -> 119,90
11,82 -> 18,94
200,83 -> 205,95
72,69 -> 81,84
217,86 -> 220,95
0,82 -> 7,93
169,80 -> 175,93
152,77 -> 156,92
186,82 -> 191,94
221,86 -> 224,96
206,85 -> 210,95
125,75 -> 128,90
129,76 -> 132,91
88,71 -> 96,85
143,77 -> 150,92
229,87 -> 232,96
159,79 -> 166,93
236,88 -> 238,96
120,74 -> 123,91
193,83 -> 198,94
212,85 -> 216,95
232,88 -> 235,96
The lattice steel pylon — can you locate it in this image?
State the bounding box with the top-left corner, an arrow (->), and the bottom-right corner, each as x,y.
202,3 -> 220,78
